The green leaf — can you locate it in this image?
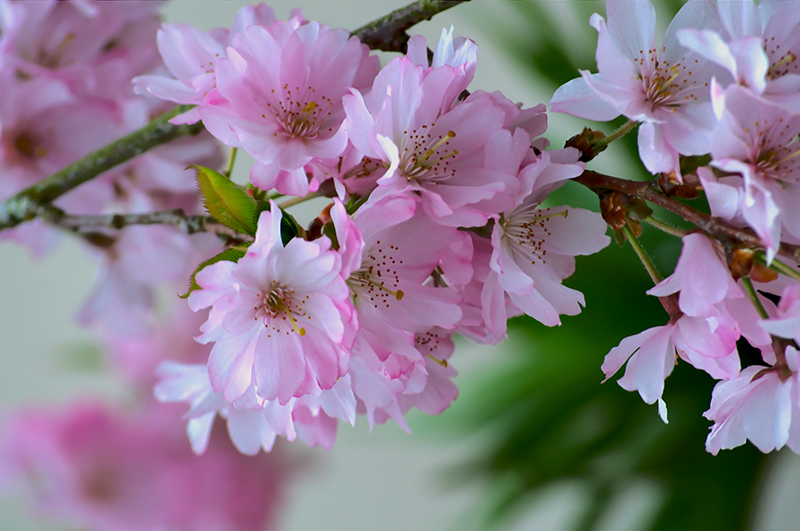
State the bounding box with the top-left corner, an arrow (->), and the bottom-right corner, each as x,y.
251,201 -> 301,245
179,246 -> 248,298
192,164 -> 257,235
279,208 -> 301,245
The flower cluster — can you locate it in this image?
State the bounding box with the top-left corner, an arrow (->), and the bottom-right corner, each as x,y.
142,6 -> 610,452
553,0 -> 800,453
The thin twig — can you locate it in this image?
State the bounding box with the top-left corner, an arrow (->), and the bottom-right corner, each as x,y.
0,105 -> 202,232
574,170 -> 800,263
353,0 -> 471,53
39,206 -> 248,242
622,224 -> 663,285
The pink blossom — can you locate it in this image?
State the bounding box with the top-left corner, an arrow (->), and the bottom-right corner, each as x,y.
332,195 -> 464,364
199,21 -> 379,196
648,233 -> 742,318
701,84 -> 800,261
677,0 -> 800,112
154,361 -> 356,453
603,309 -> 741,421
133,4 -> 283,124
549,0 -> 729,174
76,227 -> 211,338
406,26 -> 479,111
0,0 -> 161,100
343,55 -> 519,227
189,203 -> 354,405
704,347 -> 800,454
760,283 -> 800,344
484,149 -> 610,335
1,402 -> 292,530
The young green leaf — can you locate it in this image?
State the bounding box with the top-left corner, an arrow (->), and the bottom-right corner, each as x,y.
191,165 -> 257,235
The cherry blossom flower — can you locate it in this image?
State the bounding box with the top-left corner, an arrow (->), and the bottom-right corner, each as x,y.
704,346 -> 800,454
699,84 -> 800,262
677,0 -> 800,112
332,195 -> 464,364
549,0 -> 728,174
188,202 -> 354,405
133,3 -> 285,124
199,20 -> 379,196
647,233 -> 742,318
343,55 -> 519,227
484,149 -> 610,335
603,309 -> 741,422
760,283 -> 800,344
0,0 -> 161,100
154,361 -> 356,453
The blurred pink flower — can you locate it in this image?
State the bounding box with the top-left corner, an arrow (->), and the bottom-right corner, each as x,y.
1,402 -> 292,530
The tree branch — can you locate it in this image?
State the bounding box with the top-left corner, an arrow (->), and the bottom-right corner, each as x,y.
0,105 -> 203,232
353,0 -> 471,53
39,206 -> 248,242
574,170 -> 800,263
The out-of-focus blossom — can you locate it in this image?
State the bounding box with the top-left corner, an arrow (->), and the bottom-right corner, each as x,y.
0,402 -> 292,530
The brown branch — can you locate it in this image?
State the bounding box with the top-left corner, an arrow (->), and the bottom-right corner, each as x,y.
0,105 -> 202,232
353,0 -> 471,53
574,170 -> 800,263
39,206 -> 249,243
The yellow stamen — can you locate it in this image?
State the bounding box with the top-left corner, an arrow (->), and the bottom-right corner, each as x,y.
415,130 -> 456,166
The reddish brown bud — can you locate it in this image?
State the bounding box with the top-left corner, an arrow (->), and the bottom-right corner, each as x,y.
750,262 -> 779,283
565,127 -> 607,162
599,191 -> 628,230
728,248 -> 754,280
657,171 -> 701,199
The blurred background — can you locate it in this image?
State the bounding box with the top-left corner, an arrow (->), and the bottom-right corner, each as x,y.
2,1 -> 800,529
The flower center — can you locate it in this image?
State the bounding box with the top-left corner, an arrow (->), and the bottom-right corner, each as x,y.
746,117 -> 800,184
348,240 -> 405,308
255,282 -> 307,336
503,205 -> 568,265
268,84 -> 334,139
635,48 -> 705,111
399,126 -> 458,182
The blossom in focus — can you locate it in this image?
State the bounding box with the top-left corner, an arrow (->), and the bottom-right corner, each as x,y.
199,20 -> 379,196
343,54 -> 519,227
484,148 -> 610,335
704,347 -> 800,454
602,309 -> 741,421
760,283 -> 800,345
677,0 -> 800,112
699,85 -> 800,262
647,233 -> 742,318
154,361 -> 356,453
549,0 -> 728,174
132,3 -> 286,124
188,203 -> 354,405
